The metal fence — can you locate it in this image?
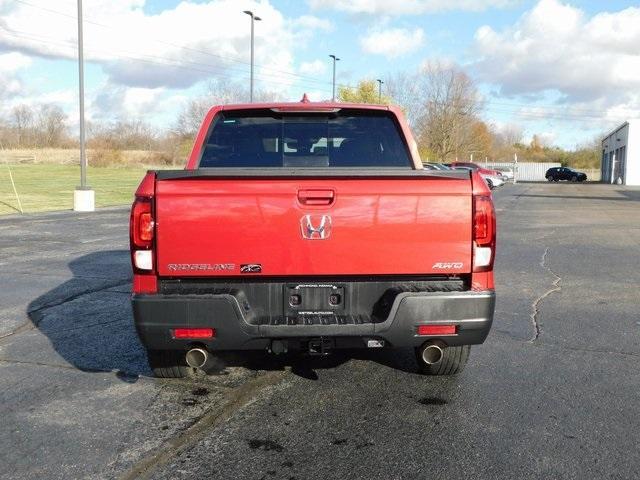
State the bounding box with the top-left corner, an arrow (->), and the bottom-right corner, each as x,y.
483,162 -> 561,182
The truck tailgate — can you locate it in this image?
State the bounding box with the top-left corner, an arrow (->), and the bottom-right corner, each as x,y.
155,177 -> 472,277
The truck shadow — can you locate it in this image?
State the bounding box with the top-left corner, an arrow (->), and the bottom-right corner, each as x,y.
26,250 -> 421,383
26,250 -> 150,382
208,347 -> 421,380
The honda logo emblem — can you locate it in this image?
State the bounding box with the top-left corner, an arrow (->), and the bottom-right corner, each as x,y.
300,215 -> 332,240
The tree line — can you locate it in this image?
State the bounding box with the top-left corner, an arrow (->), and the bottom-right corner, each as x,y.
0,69 -> 601,169
338,62 -> 601,168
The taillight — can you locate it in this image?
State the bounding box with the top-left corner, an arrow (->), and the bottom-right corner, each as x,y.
130,196 -> 155,273
131,198 -> 154,248
473,195 -> 496,272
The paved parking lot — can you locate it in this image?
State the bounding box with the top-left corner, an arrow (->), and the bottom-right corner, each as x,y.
1,183 -> 639,479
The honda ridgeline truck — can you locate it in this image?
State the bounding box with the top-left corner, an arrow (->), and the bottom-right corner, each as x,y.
130,98 -> 496,378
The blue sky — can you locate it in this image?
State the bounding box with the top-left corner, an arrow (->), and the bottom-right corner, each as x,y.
1,0 -> 639,151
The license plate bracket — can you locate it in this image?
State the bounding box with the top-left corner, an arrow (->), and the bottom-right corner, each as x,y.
284,284 -> 346,317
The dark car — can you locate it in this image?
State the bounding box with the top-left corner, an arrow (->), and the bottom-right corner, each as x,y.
546,167 -> 587,182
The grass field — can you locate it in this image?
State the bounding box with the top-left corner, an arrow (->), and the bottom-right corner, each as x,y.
0,164 -> 152,215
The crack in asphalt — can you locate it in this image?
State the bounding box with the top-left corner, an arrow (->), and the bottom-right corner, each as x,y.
0,278 -> 131,342
529,247 -> 562,342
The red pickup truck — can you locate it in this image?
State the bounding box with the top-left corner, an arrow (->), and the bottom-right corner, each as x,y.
130,99 -> 496,378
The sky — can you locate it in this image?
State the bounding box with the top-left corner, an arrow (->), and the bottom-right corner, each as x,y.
0,0 -> 639,150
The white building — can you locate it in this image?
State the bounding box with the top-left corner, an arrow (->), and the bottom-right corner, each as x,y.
601,121 -> 640,185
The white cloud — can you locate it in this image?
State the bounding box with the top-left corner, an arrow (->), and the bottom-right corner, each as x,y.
299,59 -> 327,76
294,15 -> 333,32
308,0 -> 514,15
472,0 -> 640,110
0,52 -> 32,72
0,52 -> 32,101
87,83 -> 185,124
360,28 -> 425,58
0,0 -> 298,90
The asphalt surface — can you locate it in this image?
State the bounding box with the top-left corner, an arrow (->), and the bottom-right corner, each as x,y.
1,183 -> 639,479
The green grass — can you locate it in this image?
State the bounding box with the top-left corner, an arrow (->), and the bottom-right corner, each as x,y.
0,164 -> 152,215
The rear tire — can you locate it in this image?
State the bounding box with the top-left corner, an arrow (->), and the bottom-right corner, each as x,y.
546,175 -> 554,182
571,175 -> 577,182
147,349 -> 189,378
415,345 -> 470,375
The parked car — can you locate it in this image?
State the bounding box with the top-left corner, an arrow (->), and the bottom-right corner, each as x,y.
483,174 -> 505,189
449,162 -> 504,178
546,167 -> 587,182
494,167 -> 514,181
452,166 -> 504,189
423,162 -> 451,171
129,98 -> 496,378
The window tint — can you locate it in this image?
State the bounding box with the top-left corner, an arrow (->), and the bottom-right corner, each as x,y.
198,110 -> 411,168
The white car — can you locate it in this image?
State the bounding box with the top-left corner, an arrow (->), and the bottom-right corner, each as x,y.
482,174 -> 504,189
452,166 -> 504,189
493,167 -> 514,181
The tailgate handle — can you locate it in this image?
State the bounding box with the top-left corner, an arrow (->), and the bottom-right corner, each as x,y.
297,189 -> 335,206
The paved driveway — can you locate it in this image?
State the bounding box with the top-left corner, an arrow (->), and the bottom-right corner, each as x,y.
1,183 -> 639,479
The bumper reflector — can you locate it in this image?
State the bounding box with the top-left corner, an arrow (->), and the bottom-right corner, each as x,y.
173,328 -> 215,339
417,324 -> 457,336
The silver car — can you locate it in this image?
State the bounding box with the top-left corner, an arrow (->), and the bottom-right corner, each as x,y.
453,166 -> 504,189
493,167 -> 514,181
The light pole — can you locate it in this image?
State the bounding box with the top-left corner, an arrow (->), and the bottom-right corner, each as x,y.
329,54 -> 340,101
243,10 -> 261,103
376,78 -> 384,103
74,0 -> 94,212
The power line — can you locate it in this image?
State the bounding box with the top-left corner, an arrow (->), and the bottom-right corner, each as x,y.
10,0 -> 343,89
0,28 -> 337,96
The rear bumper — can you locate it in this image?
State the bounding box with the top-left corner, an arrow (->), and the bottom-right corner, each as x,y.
133,289 -> 495,352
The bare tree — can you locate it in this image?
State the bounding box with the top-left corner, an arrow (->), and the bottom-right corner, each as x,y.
174,78 -> 285,138
88,119 -> 157,150
387,62 -> 483,161
11,104 -> 34,147
35,104 -> 69,147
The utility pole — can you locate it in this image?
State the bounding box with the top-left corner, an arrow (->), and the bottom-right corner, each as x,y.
376,79 -> 384,103
329,54 -> 340,101
73,0 -> 94,212
243,10 -> 261,102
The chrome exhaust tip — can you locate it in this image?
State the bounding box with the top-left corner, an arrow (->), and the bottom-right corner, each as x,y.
185,348 -> 208,369
421,342 -> 444,365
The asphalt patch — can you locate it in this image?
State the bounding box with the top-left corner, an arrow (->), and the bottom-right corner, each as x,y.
418,397 -> 448,406
247,438 -> 285,452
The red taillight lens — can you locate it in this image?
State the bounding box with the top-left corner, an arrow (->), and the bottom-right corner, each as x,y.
473,195 -> 496,272
173,328 -> 215,339
474,195 -> 495,245
417,325 -> 457,336
131,197 -> 154,248
139,212 -> 153,242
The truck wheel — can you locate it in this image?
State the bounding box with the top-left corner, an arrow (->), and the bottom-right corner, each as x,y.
147,349 -> 188,378
415,344 -> 470,375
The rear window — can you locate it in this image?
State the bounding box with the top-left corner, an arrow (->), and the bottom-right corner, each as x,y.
198,109 -> 411,168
